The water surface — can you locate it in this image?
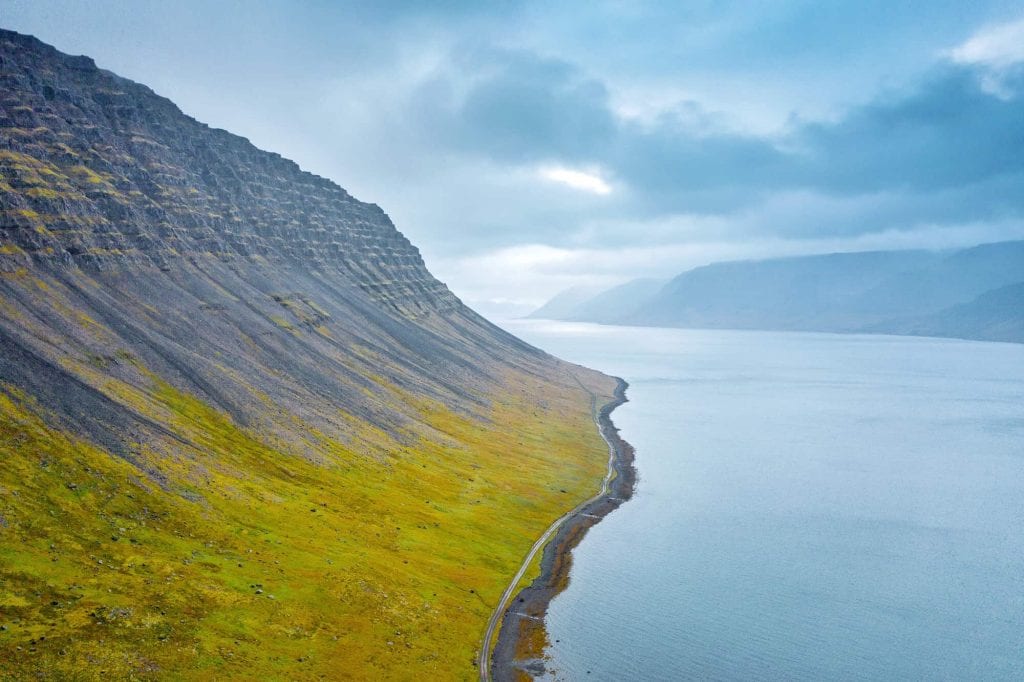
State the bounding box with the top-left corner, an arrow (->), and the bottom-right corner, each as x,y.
501,321 -> 1024,681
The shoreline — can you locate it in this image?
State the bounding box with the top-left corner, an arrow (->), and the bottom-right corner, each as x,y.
489,377 -> 636,681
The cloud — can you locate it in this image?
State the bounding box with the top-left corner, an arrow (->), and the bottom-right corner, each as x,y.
538,165 -> 611,194
367,43 -> 1024,310
950,17 -> 1024,68
410,41 -> 1024,227
795,65 -> 1024,194
428,50 -> 616,164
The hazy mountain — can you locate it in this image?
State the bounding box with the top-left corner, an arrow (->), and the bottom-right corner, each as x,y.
847,241 -> 1024,318
534,242 -> 1024,343
872,281 -> 1024,343
628,250 -> 947,330
0,30 -> 616,679
544,278 -> 667,323
526,284 -> 605,319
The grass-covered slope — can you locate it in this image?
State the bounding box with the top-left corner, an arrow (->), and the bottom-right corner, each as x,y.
0,29 -> 618,679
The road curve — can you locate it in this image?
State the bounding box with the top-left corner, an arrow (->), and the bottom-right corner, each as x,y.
477,384 -> 619,681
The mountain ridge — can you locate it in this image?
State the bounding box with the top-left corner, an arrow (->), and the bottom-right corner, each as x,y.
0,28 -> 457,314
0,28 -> 618,679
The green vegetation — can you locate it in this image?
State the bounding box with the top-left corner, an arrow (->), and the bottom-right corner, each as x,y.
68,165 -> 106,185
0,357 -> 613,680
24,187 -> 60,200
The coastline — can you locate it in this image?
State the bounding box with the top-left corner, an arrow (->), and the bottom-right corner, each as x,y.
489,377 -> 636,681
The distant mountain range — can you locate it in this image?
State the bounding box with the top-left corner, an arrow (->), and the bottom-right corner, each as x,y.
529,241 -> 1024,343
527,284 -> 608,319
527,278 -> 667,322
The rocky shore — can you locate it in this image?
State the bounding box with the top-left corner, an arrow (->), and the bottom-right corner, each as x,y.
492,378 -> 636,680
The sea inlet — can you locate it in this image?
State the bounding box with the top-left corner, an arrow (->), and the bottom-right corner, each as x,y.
504,321 -> 1024,681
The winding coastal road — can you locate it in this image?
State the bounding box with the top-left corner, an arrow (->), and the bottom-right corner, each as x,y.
477,385 -> 619,681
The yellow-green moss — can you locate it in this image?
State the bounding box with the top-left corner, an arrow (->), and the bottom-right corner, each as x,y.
0,351 -> 613,680
68,165 -> 105,184
24,187 -> 60,199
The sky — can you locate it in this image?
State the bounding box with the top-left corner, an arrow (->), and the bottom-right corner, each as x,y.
4,0 -> 1024,316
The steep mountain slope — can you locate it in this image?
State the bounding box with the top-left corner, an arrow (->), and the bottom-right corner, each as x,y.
0,30 -> 617,679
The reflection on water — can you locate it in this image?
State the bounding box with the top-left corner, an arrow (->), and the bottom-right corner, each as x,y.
502,321 -> 1024,682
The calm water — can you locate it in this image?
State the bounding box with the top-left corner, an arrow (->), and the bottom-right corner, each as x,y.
501,321 -> 1024,681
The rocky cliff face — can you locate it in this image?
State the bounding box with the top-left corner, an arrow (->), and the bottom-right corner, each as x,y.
0,26 -> 520,453
0,29 -> 617,679
0,29 -> 455,314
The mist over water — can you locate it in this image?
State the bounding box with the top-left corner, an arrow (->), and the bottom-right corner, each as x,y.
501,321 -> 1024,681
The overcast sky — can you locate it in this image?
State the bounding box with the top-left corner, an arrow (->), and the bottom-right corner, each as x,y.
5,1 -> 1024,315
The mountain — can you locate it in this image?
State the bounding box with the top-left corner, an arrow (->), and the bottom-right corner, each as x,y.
847,241 -> 1024,318
0,30 -> 616,679
871,281 -> 1024,343
526,284 -> 604,319
529,278 -> 666,323
534,242 -> 1024,343
629,249 -> 944,331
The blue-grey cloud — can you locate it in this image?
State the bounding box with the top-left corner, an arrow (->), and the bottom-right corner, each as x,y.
427,51 -> 616,163
412,50 -> 1024,225
798,65 -> 1024,194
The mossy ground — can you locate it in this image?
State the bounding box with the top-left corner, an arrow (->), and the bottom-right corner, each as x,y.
0,360 -> 614,680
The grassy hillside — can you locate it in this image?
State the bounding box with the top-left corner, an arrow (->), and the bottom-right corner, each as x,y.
0,262 -> 618,681
0,352 -> 613,680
